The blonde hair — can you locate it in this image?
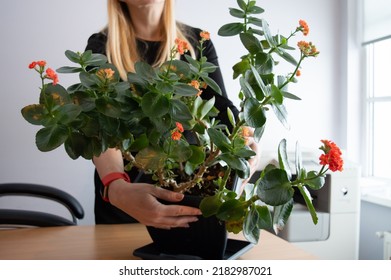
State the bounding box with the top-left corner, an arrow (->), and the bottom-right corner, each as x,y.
106,0 -> 195,80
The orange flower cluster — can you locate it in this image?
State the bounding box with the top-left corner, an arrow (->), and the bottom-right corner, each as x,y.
189,80 -> 203,96
29,60 -> 59,85
97,68 -> 115,81
297,41 -> 319,57
319,140 -> 344,172
175,38 -> 189,55
299,19 -> 309,36
171,122 -> 184,141
200,31 -> 210,41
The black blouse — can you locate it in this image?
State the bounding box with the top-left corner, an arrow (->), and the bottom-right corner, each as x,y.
86,25 -> 239,224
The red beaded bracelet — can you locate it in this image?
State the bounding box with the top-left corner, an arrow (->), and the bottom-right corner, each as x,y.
101,172 -> 131,202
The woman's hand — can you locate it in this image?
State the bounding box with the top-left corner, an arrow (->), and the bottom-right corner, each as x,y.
108,180 -> 202,229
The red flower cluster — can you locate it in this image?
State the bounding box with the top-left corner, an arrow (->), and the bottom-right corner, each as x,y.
319,140 -> 343,172
29,60 -> 46,69
171,122 -> 184,141
45,68 -> 59,85
29,60 -> 59,85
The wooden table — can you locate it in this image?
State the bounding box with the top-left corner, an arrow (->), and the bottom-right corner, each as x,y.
0,224 -> 316,260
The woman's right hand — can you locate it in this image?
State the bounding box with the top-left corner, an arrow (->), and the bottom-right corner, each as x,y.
108,180 -> 202,229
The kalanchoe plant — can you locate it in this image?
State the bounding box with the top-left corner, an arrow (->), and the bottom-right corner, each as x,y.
22,0 -> 342,244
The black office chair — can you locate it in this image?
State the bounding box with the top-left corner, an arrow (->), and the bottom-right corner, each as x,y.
0,183 -> 84,227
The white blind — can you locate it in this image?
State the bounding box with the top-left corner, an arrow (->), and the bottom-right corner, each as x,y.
363,0 -> 391,44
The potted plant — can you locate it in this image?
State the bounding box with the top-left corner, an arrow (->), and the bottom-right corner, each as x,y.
22,0 -> 343,259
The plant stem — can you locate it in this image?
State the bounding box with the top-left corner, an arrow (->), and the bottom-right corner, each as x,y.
279,53 -> 305,90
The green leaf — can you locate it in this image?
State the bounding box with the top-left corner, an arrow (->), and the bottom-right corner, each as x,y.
256,168 -> 294,206
282,91 -> 301,100
150,116 -> 171,134
216,199 -> 246,221
278,139 -> 291,179
261,19 -> 277,48
129,134 -> 149,152
271,102 -> 290,129
162,59 -> 191,77
229,8 -> 245,18
135,146 -> 167,170
55,103 -> 82,124
201,76 -> 222,95
243,97 -> 266,128
201,62 -> 219,74
277,49 -> 298,66
239,77 -> 256,98
35,125 -> 68,152
251,65 -> 270,97
187,145 -> 205,165
253,125 -> 265,142
219,153 -> 249,177
64,132 -> 89,160
21,104 -> 46,125
255,205 -> 273,230
64,50 -> 81,64
72,91 -> 96,112
96,97 -> 123,118
173,84 -> 198,97
141,92 -> 169,118
84,53 -> 108,67
166,139 -> 192,163
237,0 -> 247,10
305,171 -> 326,190
243,205 -> 260,244
240,33 -> 262,54
40,84 -> 71,107
247,17 -> 263,27
243,204 -> 272,244
127,72 -> 147,86
197,96 -> 215,120
79,72 -> 99,88
200,194 -> 222,217
233,145 -> 256,158
134,61 -> 158,82
170,99 -> 193,123
295,141 -> 303,177
56,66 -> 82,74
248,5 -> 265,14
271,84 -> 283,104
98,114 -> 120,136
80,117 -> 100,137
227,107 -> 236,128
298,185 -> 318,224
207,128 -> 231,152
272,198 -> 294,232
218,23 -> 244,37
233,59 -> 250,79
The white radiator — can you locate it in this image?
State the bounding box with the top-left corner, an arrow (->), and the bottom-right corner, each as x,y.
377,231 -> 391,260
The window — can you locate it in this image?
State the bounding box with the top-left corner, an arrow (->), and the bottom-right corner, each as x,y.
365,38 -> 391,178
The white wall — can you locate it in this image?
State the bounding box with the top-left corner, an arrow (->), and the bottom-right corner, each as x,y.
0,0 -> 346,225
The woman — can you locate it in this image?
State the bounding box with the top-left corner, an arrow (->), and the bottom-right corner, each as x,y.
87,0 -> 244,228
